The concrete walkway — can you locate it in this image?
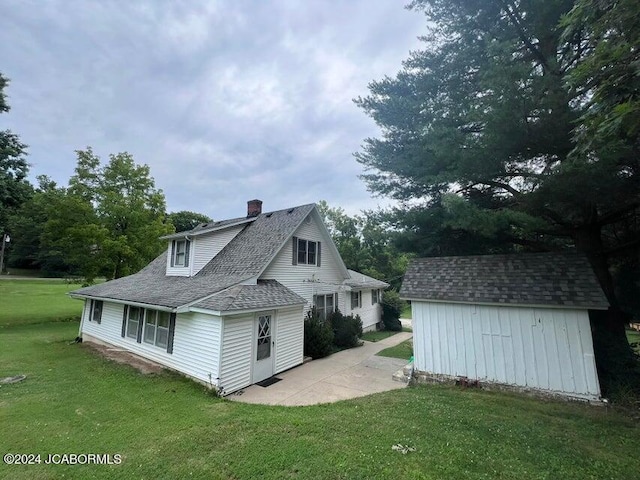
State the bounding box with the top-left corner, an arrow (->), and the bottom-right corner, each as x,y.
228,331 -> 413,406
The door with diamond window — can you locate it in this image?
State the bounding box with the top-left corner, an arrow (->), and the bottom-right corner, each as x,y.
253,313 -> 274,383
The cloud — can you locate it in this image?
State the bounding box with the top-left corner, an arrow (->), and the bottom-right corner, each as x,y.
0,0 -> 425,219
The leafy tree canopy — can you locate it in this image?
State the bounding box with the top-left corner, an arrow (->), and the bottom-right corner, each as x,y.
355,0 -> 639,316
317,200 -> 411,290
167,211 -> 212,233
0,73 -> 32,230
68,147 -> 173,280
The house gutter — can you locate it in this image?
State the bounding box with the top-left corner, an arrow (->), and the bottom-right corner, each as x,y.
68,293 -> 177,312
187,301 -> 307,317
399,297 -> 610,311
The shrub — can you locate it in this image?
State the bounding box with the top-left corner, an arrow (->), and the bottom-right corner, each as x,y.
382,289 -> 403,331
329,309 -> 363,349
304,307 -> 334,359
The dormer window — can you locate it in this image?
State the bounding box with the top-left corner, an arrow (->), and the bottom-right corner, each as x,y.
171,239 -> 190,267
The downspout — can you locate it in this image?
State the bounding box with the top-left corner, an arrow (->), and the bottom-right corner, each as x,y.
75,299 -> 87,343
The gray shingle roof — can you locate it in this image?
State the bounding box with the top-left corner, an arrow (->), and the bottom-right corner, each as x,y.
71,204 -> 316,309
161,216 -> 256,240
400,253 -> 609,310
345,269 -> 389,289
192,280 -> 306,312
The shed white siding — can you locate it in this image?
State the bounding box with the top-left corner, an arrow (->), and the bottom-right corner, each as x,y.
80,300 -> 221,385
412,301 -> 601,399
275,307 -> 305,373
261,214 -> 346,315
219,314 -> 253,394
344,289 -> 382,331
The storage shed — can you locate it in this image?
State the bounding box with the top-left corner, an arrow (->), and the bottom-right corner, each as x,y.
400,253 -> 609,400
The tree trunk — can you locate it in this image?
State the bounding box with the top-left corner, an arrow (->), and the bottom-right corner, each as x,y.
573,223 -> 636,398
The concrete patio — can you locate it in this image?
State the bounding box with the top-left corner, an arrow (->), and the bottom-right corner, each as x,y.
227,331 -> 413,406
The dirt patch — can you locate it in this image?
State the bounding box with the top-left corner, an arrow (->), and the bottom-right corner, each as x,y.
83,342 -> 164,375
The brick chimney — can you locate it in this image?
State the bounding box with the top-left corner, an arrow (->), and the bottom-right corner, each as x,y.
247,199 -> 263,217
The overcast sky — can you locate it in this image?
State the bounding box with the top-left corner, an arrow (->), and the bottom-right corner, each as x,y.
1,1 -> 425,220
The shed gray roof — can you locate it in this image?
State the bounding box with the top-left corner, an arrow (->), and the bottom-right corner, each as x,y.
71,203 -> 316,309
192,280 -> 306,312
400,253 -> 609,310
345,269 -> 389,289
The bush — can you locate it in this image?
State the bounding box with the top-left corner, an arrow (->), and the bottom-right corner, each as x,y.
329,309 -> 363,349
304,307 -> 334,359
382,289 -> 403,331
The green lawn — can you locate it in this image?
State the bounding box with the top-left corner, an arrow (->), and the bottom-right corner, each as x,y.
0,279 -> 84,327
1,289 -> 639,479
627,329 -> 640,354
401,302 -> 411,319
361,330 -> 399,342
377,339 -> 413,361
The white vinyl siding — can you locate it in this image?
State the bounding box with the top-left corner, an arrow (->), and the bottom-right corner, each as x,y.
411,301 -> 601,400
192,224 -> 245,274
261,213 -> 345,317
81,300 -> 222,385
219,314 -> 253,394
344,289 -> 381,331
165,224 -> 245,277
275,307 -> 304,373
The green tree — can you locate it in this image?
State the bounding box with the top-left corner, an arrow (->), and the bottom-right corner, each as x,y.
8,176 -> 63,272
355,0 -> 640,394
167,211 -> 212,233
356,1 -> 638,317
69,148 -> 173,279
317,200 -> 411,290
39,192 -> 108,280
0,73 -> 32,234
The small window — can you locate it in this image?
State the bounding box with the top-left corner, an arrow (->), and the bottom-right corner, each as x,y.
297,238 -> 318,265
90,300 -> 103,323
172,239 -> 190,267
314,294 -> 336,321
143,310 -> 170,348
127,306 -> 142,339
372,289 -> 379,305
351,291 -> 362,309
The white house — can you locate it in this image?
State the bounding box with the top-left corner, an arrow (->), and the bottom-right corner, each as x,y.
400,253 -> 608,401
70,200 -> 388,394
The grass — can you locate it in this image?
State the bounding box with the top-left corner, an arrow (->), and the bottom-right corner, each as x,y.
1,285 -> 640,479
377,339 -> 413,361
0,279 -> 84,327
401,302 -> 411,319
3,268 -> 44,277
627,328 -> 640,355
361,330 -> 399,342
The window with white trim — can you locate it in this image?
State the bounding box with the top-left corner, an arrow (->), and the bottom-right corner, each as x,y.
297,238 -> 317,265
143,310 -> 170,348
126,306 -> 142,339
372,289 -> 379,305
90,300 -> 103,323
351,291 -> 362,309
314,293 -> 336,321
171,239 -> 190,267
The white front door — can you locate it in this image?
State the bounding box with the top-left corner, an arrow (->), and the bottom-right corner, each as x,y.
252,313 -> 274,383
